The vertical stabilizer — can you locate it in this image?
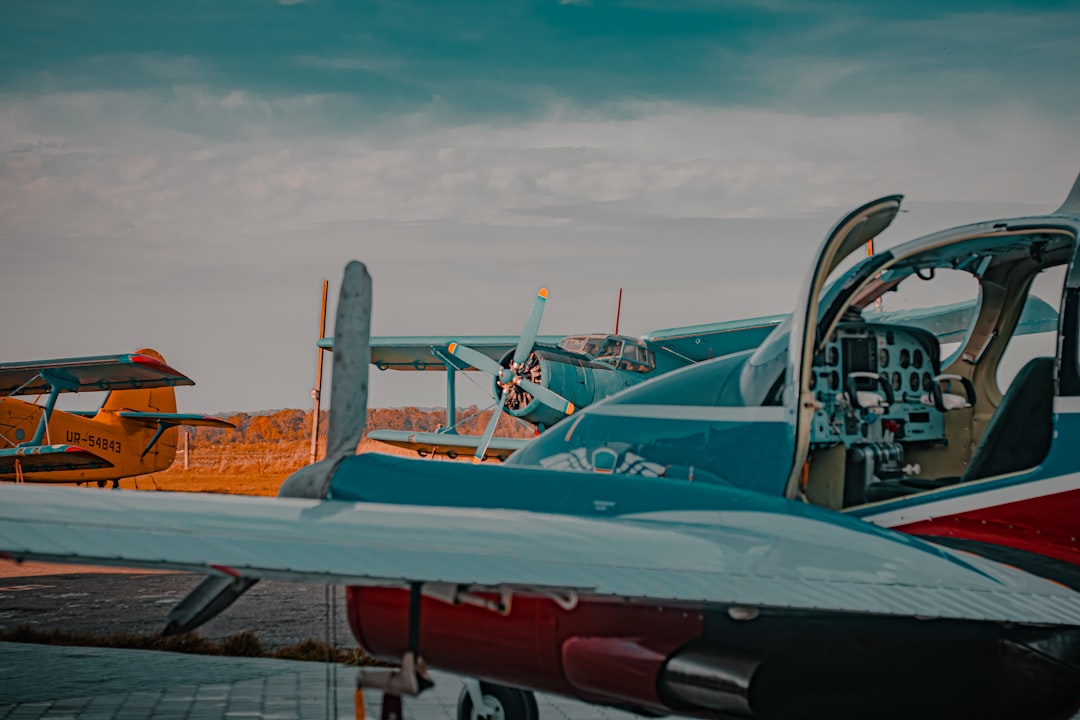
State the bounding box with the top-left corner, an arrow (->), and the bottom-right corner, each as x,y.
99,348 -> 178,414
1055,171 -> 1080,215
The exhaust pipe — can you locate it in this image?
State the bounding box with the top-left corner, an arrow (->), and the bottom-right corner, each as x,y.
658,646 -> 761,716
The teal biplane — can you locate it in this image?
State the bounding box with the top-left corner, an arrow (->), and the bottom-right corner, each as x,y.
4,173 -> 1080,719
328,288 -> 1057,463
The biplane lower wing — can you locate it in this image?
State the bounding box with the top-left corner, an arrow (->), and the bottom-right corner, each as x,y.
0,354 -> 193,396
367,429 -> 529,460
0,444 -> 113,474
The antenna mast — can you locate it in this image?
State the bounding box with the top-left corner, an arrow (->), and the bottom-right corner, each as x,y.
614,288 -> 623,335
309,279 -> 329,465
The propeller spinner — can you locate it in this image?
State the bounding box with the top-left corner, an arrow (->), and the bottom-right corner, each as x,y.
448,288 -> 574,463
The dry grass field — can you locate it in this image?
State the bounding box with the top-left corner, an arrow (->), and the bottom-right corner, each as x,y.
116,439 -> 457,495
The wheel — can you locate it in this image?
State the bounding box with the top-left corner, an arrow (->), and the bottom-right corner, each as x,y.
457,681 -> 538,720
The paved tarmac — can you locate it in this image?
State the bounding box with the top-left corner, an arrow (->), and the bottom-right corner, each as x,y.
0,566 -> 640,719
0,642 -> 637,720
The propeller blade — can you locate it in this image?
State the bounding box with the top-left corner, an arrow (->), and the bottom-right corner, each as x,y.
280,260 -> 371,500
518,378 -> 575,415
513,287 -> 548,366
474,389 -> 508,463
448,342 -> 503,376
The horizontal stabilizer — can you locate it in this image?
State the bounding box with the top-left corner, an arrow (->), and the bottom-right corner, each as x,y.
367,429 -> 529,460
0,354 -> 193,396
0,445 -> 113,475
1,484 -> 1079,627
116,412 -> 236,429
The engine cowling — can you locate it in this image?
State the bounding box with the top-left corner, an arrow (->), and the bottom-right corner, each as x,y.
494,348 -> 596,428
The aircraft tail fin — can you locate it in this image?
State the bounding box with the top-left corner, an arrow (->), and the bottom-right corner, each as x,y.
98,348 -> 179,415
278,261 -> 371,500
1055,171 -> 1080,215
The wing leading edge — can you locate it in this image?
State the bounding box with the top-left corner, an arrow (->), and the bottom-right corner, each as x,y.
0,484 -> 1078,627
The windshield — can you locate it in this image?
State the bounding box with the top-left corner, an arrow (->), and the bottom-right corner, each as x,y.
558,335 -> 607,356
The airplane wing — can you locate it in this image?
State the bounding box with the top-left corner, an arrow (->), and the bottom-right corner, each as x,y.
0,354 -> 193,396
366,430 -> 529,460
642,297 -> 1058,362
0,484 -> 1078,627
0,445 -> 113,474
318,336 -> 565,371
115,412 -> 236,429
867,295 -> 1059,344
643,314 -> 788,363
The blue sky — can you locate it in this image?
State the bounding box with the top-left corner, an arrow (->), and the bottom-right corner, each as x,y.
2,0 -> 1078,412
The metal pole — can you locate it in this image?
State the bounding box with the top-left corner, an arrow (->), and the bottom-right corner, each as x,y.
309,279 -> 329,465
445,365 -> 457,433
183,431 -> 190,470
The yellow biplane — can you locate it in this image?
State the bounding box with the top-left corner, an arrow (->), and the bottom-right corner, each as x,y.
0,348 -> 233,488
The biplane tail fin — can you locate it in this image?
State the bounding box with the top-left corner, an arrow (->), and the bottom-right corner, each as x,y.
99,348 -> 179,416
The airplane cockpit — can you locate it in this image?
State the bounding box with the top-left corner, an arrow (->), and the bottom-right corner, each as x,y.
558,334 -> 656,373
509,218 -> 1076,512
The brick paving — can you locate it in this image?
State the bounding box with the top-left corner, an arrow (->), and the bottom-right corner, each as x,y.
0,643 -> 639,720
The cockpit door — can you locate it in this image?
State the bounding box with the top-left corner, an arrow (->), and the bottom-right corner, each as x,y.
782,195 -> 904,497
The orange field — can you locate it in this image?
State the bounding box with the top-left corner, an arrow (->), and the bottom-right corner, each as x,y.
115,439 -> 454,495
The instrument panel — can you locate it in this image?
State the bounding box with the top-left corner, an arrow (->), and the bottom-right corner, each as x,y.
809,323 -> 946,447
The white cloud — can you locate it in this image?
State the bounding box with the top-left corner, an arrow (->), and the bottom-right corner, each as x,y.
1,88 -> 1077,410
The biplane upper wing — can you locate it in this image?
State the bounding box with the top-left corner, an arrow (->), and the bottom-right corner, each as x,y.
0,484 -> 1079,627
0,354 -> 193,396
318,335 -> 566,371
868,295 -> 1060,344
0,445 -> 113,474
643,314 -> 788,362
642,296 -> 1059,362
366,429 -> 529,460
115,412 -> 236,429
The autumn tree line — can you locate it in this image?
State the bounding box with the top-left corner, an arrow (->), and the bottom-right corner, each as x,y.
172,407 -> 535,475
190,407 -> 534,448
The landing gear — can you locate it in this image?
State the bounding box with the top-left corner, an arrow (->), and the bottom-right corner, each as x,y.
458,681 -> 538,720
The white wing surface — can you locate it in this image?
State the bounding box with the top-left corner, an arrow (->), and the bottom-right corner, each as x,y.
0,485 -> 1078,626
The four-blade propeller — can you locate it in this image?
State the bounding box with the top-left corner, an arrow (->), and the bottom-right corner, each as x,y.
448,288 -> 574,463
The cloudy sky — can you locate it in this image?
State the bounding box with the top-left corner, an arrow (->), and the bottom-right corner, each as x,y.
2,0 -> 1078,413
